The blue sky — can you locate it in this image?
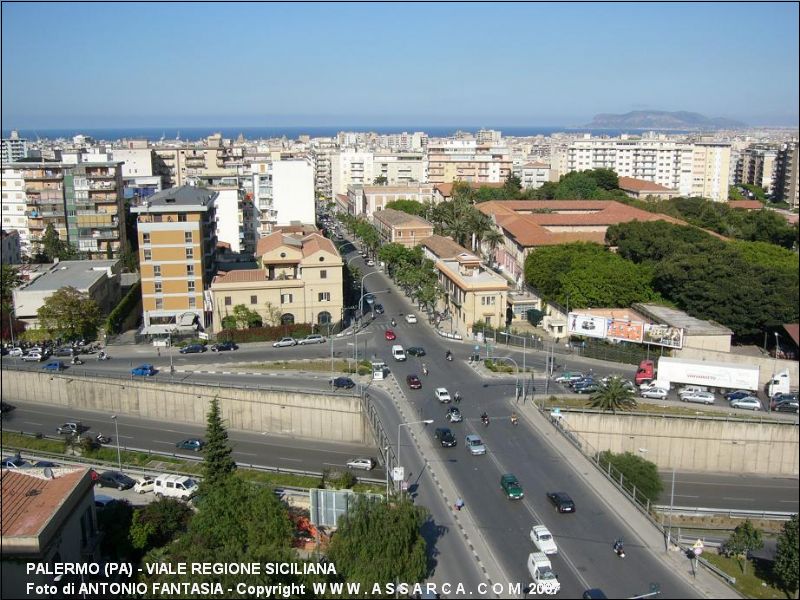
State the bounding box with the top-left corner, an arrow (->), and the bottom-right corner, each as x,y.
2,2 -> 798,128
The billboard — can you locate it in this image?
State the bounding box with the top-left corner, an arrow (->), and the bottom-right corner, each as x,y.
568,313 -> 607,339
643,323 -> 684,349
606,318 -> 644,343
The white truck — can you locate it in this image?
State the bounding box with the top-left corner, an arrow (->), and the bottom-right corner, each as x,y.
766,369 -> 794,397
656,357 -> 759,392
527,552 -> 560,594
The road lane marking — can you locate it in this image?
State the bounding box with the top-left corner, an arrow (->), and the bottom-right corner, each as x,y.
152,440 -> 176,445
724,497 -> 754,501
280,457 -> 303,462
779,500 -> 800,503
23,421 -> 43,427
674,494 -> 700,498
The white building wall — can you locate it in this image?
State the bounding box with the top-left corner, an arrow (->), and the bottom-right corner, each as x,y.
111,148 -> 155,177
0,168 -> 32,257
214,188 -> 243,253
272,160 -> 315,225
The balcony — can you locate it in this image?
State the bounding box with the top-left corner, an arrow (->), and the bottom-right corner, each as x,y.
85,170 -> 115,179
22,170 -> 63,180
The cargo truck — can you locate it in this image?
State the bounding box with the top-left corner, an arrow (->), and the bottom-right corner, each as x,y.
526,552 -> 560,594
654,357 -> 759,392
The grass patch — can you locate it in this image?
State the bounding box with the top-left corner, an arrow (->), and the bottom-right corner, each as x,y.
703,553 -> 785,599
352,482 -> 385,494
238,469 -> 321,489
2,431 -> 67,453
243,359 -> 355,373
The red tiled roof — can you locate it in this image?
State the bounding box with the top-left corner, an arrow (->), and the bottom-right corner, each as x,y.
420,234 -> 471,259
617,177 -> 676,193
212,269 -> 268,284
300,232 -> 340,259
783,324 -> 799,347
727,200 -> 764,210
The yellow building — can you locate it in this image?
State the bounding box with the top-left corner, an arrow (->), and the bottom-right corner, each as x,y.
210,231 -> 343,331
372,208 -> 434,248
131,185 -> 217,334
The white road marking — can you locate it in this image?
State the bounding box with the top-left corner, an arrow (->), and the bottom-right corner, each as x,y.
236,452 -> 257,457
152,440 -> 175,445
280,457 -> 303,462
23,421 -> 43,427
674,494 -> 700,498
724,497 -> 754,501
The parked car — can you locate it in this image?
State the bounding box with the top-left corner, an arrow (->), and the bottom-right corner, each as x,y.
405,314 -> 418,324
434,427 -> 457,448
680,391 -> 716,405
555,372 -> 584,384
346,457 -> 375,471
53,347 -> 75,357
210,341 -> 238,352
773,400 -> 799,413
641,387 -> 669,400
724,390 -> 752,402
331,376 -> 355,389
33,460 -> 59,468
366,259 -> 375,267
57,422 -> 84,435
1,456 -> 30,469
179,344 -> 206,354
678,385 -> 709,398
94,494 -> 119,509
530,525 -> 558,555
771,393 -> 798,407
546,491 -> 576,513
570,377 -> 595,389
133,475 -> 155,494
406,346 -> 426,357
132,364 -> 157,376
434,388 -> 451,403
272,337 -> 297,348
384,329 -> 397,341
176,438 -> 205,452
153,474 -> 199,500
730,397 -> 762,411
42,361 -> 66,372
465,434 -> 486,455
574,383 -> 600,394
500,474 -> 524,499
298,334 -> 326,345
22,352 -> 44,362
96,470 -> 136,490
406,374 -> 422,389
446,407 -> 463,423
8,347 -> 24,357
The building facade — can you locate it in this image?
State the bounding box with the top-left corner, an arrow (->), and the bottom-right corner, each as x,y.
1,131 -> 28,163
372,208 -> 434,248
519,162 -> 552,189
1,230 -> 21,264
426,140 -> 512,185
775,141 -> 799,209
346,183 -> 435,217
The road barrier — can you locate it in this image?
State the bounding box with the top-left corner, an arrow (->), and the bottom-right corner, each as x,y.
653,505 -> 795,521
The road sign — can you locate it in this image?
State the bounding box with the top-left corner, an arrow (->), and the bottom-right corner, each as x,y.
692,540 -> 704,555
391,467 -> 405,482
198,332 -> 209,340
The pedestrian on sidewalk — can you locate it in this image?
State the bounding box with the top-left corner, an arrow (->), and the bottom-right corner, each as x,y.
455,498 -> 465,511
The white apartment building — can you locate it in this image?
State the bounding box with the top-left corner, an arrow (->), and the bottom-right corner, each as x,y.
2,131 -> 28,164
346,183 -> 435,217
251,159 -> 315,234
330,151 -> 426,196
737,145 -> 779,193
111,141 -> 155,178
0,167 -> 31,256
476,129 -> 502,144
519,162 -> 552,189
426,140 -> 512,185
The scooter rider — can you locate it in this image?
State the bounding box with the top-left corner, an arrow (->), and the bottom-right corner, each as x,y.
445,350 -> 453,361
481,412 -> 490,425
511,412 -> 519,426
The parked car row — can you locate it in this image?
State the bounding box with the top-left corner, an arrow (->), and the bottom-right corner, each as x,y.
272,334 -> 327,347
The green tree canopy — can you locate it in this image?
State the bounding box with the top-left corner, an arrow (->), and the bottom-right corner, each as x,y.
724,519 -> 763,573
130,498 -> 193,552
231,304 -> 263,328
773,514 -> 799,595
384,199 -> 426,217
201,396 -> 237,490
37,286 -> 102,340
35,223 -> 81,262
597,450 -> 663,503
587,377 -> 638,414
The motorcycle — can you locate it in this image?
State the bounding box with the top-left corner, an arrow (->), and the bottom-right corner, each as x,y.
613,539 -> 626,558
390,319 -> 397,327
453,392 -> 462,404
445,352 -> 453,361
97,352 -> 110,361
481,414 -> 490,427
511,415 -> 519,426
71,357 -> 84,366
95,434 -> 112,445
422,364 -> 429,376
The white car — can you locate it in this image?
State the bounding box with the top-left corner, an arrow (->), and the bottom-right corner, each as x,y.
22,352 -> 44,362
465,434 -> 486,455
298,334 -> 326,345
730,397 -> 762,411
346,458 -> 375,471
405,314 -> 418,324
366,259 -> 375,267
641,387 -> 669,400
272,337 -> 297,348
434,388 -> 451,403
133,475 -> 155,494
8,347 -> 24,357
530,525 -> 558,555
678,385 -> 708,398
681,390 -> 715,405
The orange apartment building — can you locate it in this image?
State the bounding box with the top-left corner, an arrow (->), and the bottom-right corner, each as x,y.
372,208 -> 435,248
131,185 -> 217,334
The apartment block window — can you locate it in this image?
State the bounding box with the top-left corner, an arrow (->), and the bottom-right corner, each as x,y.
155,298 -> 163,310
188,296 -> 196,308
153,265 -> 161,277
143,249 -> 152,261
154,282 -> 162,294
318,292 -> 331,302
224,296 -> 232,306
184,231 -> 192,243
186,264 -> 195,276
281,293 -> 293,304
188,281 -> 196,293
142,233 -> 151,244
320,270 -> 327,279
250,295 -> 257,305
178,214 -> 187,222
185,247 -> 194,260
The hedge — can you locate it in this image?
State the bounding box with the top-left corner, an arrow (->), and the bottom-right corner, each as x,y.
217,323 -> 314,343
105,281 -> 141,335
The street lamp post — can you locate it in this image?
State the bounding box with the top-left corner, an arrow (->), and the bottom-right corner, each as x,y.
488,355 -> 520,400
397,419 -> 433,492
110,415 -> 122,472
358,271 -> 381,328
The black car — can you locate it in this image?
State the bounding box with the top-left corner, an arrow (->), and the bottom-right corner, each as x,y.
582,590 -> 608,599
34,460 -> 59,468
774,400 -> 799,414
331,377 -> 355,389
210,341 -> 238,352
179,344 -> 206,354
547,491 -> 576,513
407,347 -> 426,357
95,470 -> 136,490
434,427 -> 457,448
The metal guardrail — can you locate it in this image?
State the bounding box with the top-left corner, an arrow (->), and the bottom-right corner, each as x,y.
653,505 -> 796,521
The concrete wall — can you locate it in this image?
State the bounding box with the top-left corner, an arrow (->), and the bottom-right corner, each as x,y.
675,347 -> 799,389
562,412 -> 799,476
2,371 -> 370,445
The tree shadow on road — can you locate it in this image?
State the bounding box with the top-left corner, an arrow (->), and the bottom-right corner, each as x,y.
420,516 -> 448,577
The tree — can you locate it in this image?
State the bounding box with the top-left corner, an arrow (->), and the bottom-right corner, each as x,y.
327,496 -> 428,590
37,286 -> 102,340
262,301 -> 283,327
504,174 -> 522,195
385,199 -> 426,217
1,264 -> 24,340
231,304 -> 262,329
35,223 -> 81,262
597,451 -> 663,503
526,309 -> 544,326
482,229 -> 504,263
554,172 -> 601,199
130,498 -> 193,552
590,168 -> 619,191
98,498 -> 134,559
201,396 -> 236,489
773,514 -> 799,596
587,377 -> 638,413
724,519 -> 763,573
373,175 -> 388,185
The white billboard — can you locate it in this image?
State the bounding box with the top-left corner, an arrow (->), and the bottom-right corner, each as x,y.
568,313 -> 607,339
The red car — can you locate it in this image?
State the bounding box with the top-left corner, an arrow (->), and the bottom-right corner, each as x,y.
406,374 -> 422,389
385,329 -> 396,341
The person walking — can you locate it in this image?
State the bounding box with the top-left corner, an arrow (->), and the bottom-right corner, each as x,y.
455,498 -> 465,511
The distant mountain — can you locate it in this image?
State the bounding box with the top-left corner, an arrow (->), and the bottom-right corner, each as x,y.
586,111 -> 746,130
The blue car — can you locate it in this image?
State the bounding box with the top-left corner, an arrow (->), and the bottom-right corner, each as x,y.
42,361 -> 66,371
131,364 -> 157,376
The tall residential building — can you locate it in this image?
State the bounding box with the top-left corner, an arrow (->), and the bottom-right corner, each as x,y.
251,159 -> 315,235
2,131 -> 28,164
519,162 -> 552,189
775,141 -> 799,209
330,151 -> 425,196
690,142 -> 731,201
426,140 -> 512,185
111,141 -> 162,199
1,230 -> 21,264
0,167 -> 31,255
737,145 -> 779,193
476,129 -> 502,144
310,141 -> 336,200
131,185 -> 217,333
2,159 -> 127,259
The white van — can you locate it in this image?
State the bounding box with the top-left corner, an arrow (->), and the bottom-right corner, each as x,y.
391,345 -> 406,361
153,474 -> 199,500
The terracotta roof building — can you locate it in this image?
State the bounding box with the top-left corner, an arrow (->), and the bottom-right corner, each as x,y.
420,234 -> 471,261
618,176 -> 680,200
727,200 -> 764,211
433,181 -> 505,202
372,208 -> 435,248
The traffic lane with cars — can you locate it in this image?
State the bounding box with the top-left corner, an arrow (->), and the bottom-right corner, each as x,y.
2,399 -> 384,478
659,471 -> 800,513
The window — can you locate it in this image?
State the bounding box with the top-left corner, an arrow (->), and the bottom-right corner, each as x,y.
155,298 -> 163,310
188,281 -> 195,292
143,249 -> 152,261
185,247 -> 193,259
154,282 -> 162,294
320,270 -> 327,279
153,265 -> 161,277
142,233 -> 151,244
178,213 -> 187,222
188,296 -> 196,308
184,231 -> 192,243
224,296 -> 232,306
250,295 -> 258,305
281,293 -> 293,304
186,264 -> 195,276
318,292 -> 330,302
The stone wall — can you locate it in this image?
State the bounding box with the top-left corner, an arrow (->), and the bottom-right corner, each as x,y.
562,411 -> 799,476
2,370 -> 370,445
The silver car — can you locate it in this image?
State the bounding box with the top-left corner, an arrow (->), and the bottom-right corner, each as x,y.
298,334 -> 326,345
272,337 -> 297,348
465,434 -> 486,455
681,391 -> 715,405
730,397 -> 762,411
641,387 -> 669,400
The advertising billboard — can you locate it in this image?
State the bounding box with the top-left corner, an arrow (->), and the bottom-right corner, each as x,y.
606,318 -> 644,343
568,313 -> 607,339
643,323 -> 684,349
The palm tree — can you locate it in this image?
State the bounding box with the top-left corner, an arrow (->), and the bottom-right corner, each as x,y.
483,229 -> 504,265
587,377 -> 638,413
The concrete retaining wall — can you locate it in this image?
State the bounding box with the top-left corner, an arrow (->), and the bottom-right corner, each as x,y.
562,412 -> 799,476
2,370 -> 370,445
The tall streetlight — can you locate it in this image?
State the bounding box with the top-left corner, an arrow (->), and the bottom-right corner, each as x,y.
769,332 -> 781,412
358,271 -> 382,327
488,355 -> 520,399
397,419 -> 433,491
110,415 -> 122,472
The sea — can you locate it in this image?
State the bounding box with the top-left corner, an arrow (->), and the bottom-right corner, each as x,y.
1,125 -> 694,142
